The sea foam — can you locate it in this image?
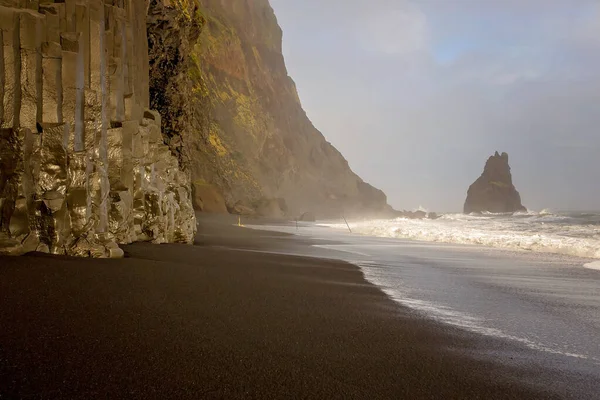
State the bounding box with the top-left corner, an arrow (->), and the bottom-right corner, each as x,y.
358,261 -> 596,361
323,211 -> 600,260
584,261 -> 600,270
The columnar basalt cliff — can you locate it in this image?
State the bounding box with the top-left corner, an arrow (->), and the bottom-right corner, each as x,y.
464,152 -> 526,214
0,0 -> 196,257
184,0 -> 391,218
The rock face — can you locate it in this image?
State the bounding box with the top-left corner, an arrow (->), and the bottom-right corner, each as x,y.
191,182 -> 228,214
183,0 -> 392,218
254,198 -> 286,219
0,0 -> 196,257
147,0 -> 203,171
464,152 -> 526,214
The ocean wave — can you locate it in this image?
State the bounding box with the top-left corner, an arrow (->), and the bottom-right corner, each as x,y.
584,261 -> 600,271
323,212 -> 600,259
359,261 -> 596,361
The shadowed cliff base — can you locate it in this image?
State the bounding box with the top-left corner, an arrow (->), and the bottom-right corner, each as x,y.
0,215 -> 560,399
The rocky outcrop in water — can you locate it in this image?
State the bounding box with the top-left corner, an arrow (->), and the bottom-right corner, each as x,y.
0,0 -> 196,257
182,0 -> 392,218
394,210 -> 434,219
464,152 -> 526,214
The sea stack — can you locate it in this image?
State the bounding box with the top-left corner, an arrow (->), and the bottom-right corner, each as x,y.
464,152 -> 526,214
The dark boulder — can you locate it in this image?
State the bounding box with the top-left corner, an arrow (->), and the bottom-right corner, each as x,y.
464,152 -> 526,214
229,201 -> 257,216
192,183 -> 228,214
412,210 -> 427,219
394,210 -> 428,219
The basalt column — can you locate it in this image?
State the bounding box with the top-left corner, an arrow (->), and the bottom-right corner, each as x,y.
0,1 -> 196,257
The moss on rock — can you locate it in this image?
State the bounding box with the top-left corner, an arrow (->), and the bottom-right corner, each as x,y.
179,0 -> 390,217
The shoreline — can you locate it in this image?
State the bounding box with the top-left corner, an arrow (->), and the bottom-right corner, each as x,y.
0,214 -> 572,399
319,211 -> 600,263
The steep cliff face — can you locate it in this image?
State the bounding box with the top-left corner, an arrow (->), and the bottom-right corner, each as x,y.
464,152 -> 526,214
187,0 -> 391,217
0,0 -> 196,257
147,0 -> 203,170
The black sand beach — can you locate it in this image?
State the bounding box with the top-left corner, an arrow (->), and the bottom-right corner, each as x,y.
0,215 -> 558,399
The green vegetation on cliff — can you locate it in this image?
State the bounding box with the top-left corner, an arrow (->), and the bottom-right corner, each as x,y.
181,0 -> 390,217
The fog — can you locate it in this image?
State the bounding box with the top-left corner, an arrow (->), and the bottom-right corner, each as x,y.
270,0 -> 600,212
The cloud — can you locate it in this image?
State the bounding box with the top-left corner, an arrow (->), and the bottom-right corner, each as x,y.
359,3 -> 429,55
578,4 -> 600,45
270,0 -> 600,211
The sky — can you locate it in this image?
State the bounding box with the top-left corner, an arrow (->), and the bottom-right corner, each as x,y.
269,0 -> 600,212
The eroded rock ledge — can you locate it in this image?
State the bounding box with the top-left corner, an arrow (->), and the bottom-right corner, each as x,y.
0,0 -> 196,257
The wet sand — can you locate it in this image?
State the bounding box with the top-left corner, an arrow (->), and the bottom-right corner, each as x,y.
0,214 -> 558,399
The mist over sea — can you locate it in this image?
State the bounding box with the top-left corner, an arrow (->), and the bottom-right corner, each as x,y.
325,210 -> 600,264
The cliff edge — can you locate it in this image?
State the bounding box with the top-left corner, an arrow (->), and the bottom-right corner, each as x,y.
464,152 -> 526,214
186,0 -> 391,218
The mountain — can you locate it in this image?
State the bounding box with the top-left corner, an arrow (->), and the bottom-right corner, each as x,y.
464,152 -> 526,214
178,0 -> 392,218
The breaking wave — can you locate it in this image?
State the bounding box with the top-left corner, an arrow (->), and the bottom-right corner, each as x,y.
323,211 -> 600,260
584,261 -> 600,270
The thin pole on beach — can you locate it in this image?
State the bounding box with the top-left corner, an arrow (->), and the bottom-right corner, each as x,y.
343,215 -> 352,233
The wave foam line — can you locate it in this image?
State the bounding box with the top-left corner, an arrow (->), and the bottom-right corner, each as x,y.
322,216 -> 600,260
584,261 -> 600,271
357,262 -> 597,363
